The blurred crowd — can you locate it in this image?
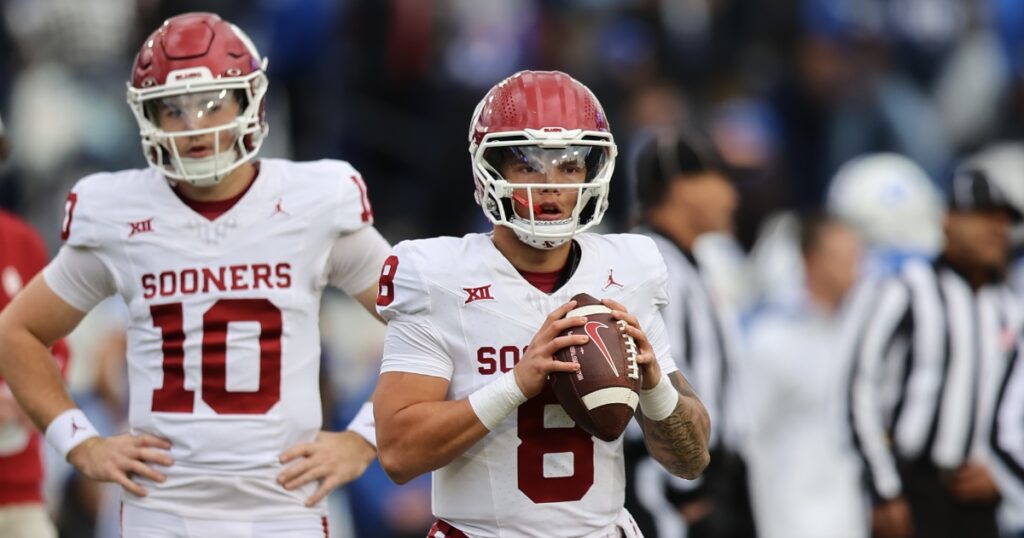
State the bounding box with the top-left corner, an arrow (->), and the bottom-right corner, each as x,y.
2,0 -> 1024,537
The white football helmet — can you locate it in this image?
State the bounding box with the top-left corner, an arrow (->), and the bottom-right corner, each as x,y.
827,153 -> 944,256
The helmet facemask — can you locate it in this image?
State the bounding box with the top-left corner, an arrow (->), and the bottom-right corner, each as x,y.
472,129 -> 615,249
127,67 -> 268,187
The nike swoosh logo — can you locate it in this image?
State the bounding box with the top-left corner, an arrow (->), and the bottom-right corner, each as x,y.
584,321 -> 620,377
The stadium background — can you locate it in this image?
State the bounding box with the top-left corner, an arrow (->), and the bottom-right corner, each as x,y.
1,0 -> 1023,536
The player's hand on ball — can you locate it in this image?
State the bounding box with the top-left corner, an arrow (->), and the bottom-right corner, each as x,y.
68,433 -> 173,497
603,298 -> 661,390
513,300 -> 585,398
278,430 -> 376,506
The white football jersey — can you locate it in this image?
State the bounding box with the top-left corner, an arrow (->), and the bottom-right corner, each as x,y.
52,159 -> 376,520
378,233 -> 678,538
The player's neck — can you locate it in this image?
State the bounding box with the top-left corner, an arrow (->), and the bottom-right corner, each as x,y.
492,226 -> 573,273
173,161 -> 257,203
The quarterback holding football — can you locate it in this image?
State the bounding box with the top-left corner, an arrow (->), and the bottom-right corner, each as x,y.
374,70 -> 710,538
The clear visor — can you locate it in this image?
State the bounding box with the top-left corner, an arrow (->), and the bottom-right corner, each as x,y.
484,145 -> 609,184
143,89 -> 244,131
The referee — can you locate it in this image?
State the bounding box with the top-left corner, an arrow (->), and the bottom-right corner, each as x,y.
625,129 -> 755,538
848,166 -> 1019,538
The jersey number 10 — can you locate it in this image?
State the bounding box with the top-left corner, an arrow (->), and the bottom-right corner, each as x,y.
149,298 -> 282,414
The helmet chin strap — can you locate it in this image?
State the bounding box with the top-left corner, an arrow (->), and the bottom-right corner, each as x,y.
177,150 -> 239,187
509,214 -> 575,250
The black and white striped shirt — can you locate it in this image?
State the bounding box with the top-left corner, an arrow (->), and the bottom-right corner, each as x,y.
643,228 -> 734,450
848,257 -> 1018,502
622,228 -> 740,537
990,315 -> 1024,530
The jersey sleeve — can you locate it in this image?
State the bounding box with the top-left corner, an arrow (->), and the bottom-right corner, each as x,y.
653,245 -> 690,370
376,241 -> 453,379
646,309 -> 678,377
652,248 -> 670,309
60,176 -> 108,248
376,242 -> 431,322
640,237 -> 677,375
326,226 -> 392,296
380,319 -> 454,379
42,245 -> 116,312
326,160 -> 375,234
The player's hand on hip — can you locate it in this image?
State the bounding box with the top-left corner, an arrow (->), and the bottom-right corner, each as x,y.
278,430 -> 377,507
603,298 -> 661,389
514,300 -> 585,398
67,433 -> 173,497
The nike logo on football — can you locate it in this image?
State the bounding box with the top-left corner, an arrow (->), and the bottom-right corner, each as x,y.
584,321 -> 620,377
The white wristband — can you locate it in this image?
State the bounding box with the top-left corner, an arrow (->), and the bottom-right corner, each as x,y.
468,372 -> 527,431
639,375 -> 679,421
345,401 -> 377,448
45,409 -> 99,460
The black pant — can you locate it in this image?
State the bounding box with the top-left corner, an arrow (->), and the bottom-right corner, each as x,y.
683,449 -> 757,538
897,459 -> 998,538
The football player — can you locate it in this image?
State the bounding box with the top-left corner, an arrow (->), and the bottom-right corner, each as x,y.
0,13 -> 386,537
373,70 -> 710,537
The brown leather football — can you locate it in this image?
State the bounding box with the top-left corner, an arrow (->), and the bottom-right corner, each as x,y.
549,293 -> 641,442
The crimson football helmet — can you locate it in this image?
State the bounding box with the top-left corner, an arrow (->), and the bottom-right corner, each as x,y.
469,71 -> 617,249
126,13 -> 268,187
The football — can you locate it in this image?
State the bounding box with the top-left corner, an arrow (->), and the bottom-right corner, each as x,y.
549,293 -> 641,442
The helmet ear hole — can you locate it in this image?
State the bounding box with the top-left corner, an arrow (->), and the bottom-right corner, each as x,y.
143,101 -> 161,124
578,196 -> 599,226
234,89 -> 249,112
149,145 -> 166,166
498,197 -> 515,221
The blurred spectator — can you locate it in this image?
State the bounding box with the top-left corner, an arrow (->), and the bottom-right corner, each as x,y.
990,302 -> 1024,538
967,141 -> 1024,538
826,153 -> 945,274
962,142 -> 1024,267
708,98 -> 786,251
0,213 -> 69,538
848,166 -> 1017,538
626,129 -> 755,538
0,112 -> 69,538
745,213 -> 868,538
